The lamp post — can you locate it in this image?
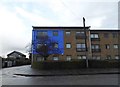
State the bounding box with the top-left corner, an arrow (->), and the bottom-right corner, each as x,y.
83,17 -> 89,68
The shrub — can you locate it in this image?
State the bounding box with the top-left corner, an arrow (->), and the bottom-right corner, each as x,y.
32,59 -> 120,70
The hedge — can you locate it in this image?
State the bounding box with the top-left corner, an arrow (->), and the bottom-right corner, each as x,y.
32,59 -> 120,70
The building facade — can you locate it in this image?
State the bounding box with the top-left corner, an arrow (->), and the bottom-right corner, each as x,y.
32,26 -> 119,63
7,51 -> 26,59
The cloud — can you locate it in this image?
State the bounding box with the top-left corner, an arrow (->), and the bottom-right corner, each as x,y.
15,7 -> 57,26
0,0 -> 118,57
0,4 -> 30,57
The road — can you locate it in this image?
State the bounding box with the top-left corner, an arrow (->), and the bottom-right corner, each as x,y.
1,65 -> 119,85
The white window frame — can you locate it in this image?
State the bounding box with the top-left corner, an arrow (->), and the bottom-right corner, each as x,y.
66,56 -> 72,61
66,31 -> 71,36
91,44 -> 100,49
77,55 -> 86,59
76,44 -> 85,49
105,44 -> 110,49
92,55 -> 101,60
53,31 -> 58,36
115,55 -> 119,59
53,57 -> 59,61
91,34 -> 99,38
54,43 -> 58,48
114,44 -> 118,49
66,43 -> 71,48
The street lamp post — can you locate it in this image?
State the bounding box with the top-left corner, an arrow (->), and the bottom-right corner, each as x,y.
83,17 -> 89,68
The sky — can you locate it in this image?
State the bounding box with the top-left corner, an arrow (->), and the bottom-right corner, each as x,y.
0,0 -> 119,58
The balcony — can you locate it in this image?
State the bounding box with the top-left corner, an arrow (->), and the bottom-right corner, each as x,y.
76,48 -> 87,52
92,49 -> 101,52
91,38 -> 100,41
36,35 -> 48,39
76,34 -> 86,39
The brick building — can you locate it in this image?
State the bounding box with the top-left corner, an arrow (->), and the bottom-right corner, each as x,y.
32,26 -> 119,63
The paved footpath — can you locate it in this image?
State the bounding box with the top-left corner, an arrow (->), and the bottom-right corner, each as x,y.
1,65 -> 120,85
2,65 -> 120,77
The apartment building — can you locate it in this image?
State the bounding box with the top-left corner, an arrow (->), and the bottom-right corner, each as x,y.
32,26 -> 119,63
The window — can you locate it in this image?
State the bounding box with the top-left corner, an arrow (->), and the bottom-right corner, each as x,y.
76,43 -> 86,51
66,43 -> 71,48
53,31 -> 58,36
77,55 -> 86,59
76,31 -> 84,35
115,55 -> 119,59
37,31 -> 47,37
36,31 -> 48,39
36,56 -> 44,62
112,33 -> 118,38
104,33 -> 109,38
37,43 -> 42,49
91,34 -> 99,38
66,31 -> 71,36
66,55 -> 72,61
92,55 -> 101,60
106,55 -> 111,60
53,57 -> 59,61
92,44 -> 100,49
105,44 -> 110,49
91,44 -> 100,52
54,43 -> 58,48
114,44 -> 118,49
76,31 -> 85,39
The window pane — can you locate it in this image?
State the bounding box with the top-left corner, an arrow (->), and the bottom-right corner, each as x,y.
54,43 -> 58,48
82,44 -> 85,48
95,34 -> 98,38
66,31 -> 70,36
66,56 -> 71,61
66,44 -> 71,48
77,55 -> 82,59
53,31 -> 58,36
91,34 -> 99,38
115,56 -> 119,59
114,44 -> 118,49
37,44 -> 42,49
77,44 -> 80,48
91,45 -> 94,49
106,44 -> 110,49
53,57 -> 59,61
76,32 -> 80,34
112,33 -> 117,38
91,34 -> 94,38
95,45 -> 99,49
82,56 -> 86,59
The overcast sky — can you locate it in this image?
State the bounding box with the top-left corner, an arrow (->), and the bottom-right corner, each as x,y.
0,0 -> 119,57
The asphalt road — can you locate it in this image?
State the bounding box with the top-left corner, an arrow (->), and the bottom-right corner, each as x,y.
1,65 -> 119,85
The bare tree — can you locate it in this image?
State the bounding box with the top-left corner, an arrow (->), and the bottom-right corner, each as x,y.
36,35 -> 62,60
25,42 -> 32,60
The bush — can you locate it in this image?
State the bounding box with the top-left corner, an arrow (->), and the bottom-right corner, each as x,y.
88,60 -> 119,68
32,60 -> 86,70
32,59 -> 120,70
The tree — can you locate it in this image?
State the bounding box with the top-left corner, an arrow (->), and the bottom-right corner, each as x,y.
25,42 -> 32,60
36,35 -> 62,60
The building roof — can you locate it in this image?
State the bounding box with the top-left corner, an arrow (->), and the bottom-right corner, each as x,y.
7,51 -> 26,57
32,26 -> 120,32
32,26 -> 91,30
90,30 -> 120,32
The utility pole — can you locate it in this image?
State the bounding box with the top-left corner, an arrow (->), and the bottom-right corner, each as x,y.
83,17 -> 89,68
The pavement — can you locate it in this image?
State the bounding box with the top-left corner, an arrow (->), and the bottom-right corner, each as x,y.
9,65 -> 120,77
2,65 -> 120,85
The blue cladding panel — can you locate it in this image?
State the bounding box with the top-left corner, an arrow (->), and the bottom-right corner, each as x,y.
32,29 -> 64,55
